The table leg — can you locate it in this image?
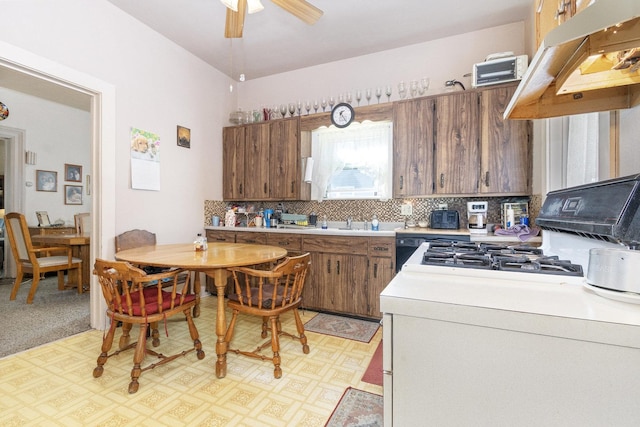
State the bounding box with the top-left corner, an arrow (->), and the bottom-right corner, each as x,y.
192,271 -> 201,318
210,268 -> 229,378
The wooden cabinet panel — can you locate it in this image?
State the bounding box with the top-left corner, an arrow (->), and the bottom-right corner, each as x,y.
393,98 -> 435,197
269,118 -> 300,199
480,85 -> 531,194
222,126 -> 245,200
266,232 -> 302,253
29,226 -> 76,236
434,91 -> 480,195
235,232 -> 267,245
205,230 -> 236,243
367,256 -> 394,318
303,235 -> 368,255
244,123 -> 271,199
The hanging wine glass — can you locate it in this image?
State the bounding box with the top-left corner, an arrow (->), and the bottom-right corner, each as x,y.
321,98 -> 327,112
288,103 -> 296,117
313,100 -> 319,113
305,101 -> 311,115
346,92 -> 353,105
297,101 -> 302,116
328,96 -> 335,110
375,87 -> 382,104
398,81 -> 407,99
280,104 -> 287,118
356,90 -> 362,106
365,88 -> 372,105
385,85 -> 392,102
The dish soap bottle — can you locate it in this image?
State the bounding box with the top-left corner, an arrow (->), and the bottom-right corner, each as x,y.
371,214 -> 379,231
321,215 -> 328,230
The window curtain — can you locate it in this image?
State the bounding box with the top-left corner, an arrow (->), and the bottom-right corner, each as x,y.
567,113 -> 599,187
311,121 -> 392,201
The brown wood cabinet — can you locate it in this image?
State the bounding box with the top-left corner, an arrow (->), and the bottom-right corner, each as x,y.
366,236 -> 395,318
28,226 -> 76,236
222,117 -> 300,201
479,84 -> 532,194
393,97 -> 435,197
434,91 -> 480,195
535,0 -> 592,47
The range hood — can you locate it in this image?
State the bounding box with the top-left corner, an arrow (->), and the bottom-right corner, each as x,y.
536,174 -> 640,245
505,0 -> 640,119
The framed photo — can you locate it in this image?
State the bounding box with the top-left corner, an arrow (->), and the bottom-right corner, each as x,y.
65,164 -> 82,182
36,211 -> 51,226
36,170 -> 57,192
64,185 -> 83,205
177,125 -> 190,148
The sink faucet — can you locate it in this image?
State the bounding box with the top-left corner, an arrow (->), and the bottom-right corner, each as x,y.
346,216 -> 353,230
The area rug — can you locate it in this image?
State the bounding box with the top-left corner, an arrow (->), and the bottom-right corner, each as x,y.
304,313 -> 380,343
325,387 -> 383,427
361,340 -> 383,386
0,277 -> 91,358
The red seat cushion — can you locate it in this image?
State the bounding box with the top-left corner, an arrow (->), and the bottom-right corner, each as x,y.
118,287 -> 195,315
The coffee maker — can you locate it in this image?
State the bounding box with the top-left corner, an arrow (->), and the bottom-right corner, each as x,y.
467,201 -> 488,234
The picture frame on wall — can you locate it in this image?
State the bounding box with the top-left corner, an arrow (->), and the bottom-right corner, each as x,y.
65,164 -> 82,182
177,125 -> 190,148
64,185 -> 83,205
36,170 -> 57,192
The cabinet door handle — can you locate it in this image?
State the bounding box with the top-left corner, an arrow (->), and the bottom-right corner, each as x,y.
327,259 -> 331,274
373,263 -> 378,279
399,175 -> 404,190
485,171 -> 490,187
239,183 -> 243,195
440,173 -> 444,188
291,181 -> 295,193
336,260 -> 340,275
264,183 -> 267,194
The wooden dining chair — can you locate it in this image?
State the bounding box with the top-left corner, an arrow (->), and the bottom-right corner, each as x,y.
74,212 -> 90,234
224,252 -> 311,378
5,212 -> 83,303
93,258 -> 205,393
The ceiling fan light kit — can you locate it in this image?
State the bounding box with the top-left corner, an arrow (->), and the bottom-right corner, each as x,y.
220,0 -> 239,12
246,0 -> 264,14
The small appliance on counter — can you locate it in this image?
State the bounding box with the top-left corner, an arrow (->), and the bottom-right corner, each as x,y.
467,201 -> 488,234
430,210 -> 459,229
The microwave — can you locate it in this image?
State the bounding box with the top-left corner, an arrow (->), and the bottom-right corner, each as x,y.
472,55 -> 528,88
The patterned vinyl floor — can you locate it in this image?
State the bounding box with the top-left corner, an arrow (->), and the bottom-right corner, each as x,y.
0,295 -> 382,426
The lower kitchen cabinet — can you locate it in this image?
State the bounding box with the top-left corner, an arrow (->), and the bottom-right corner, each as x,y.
367,237 -> 395,318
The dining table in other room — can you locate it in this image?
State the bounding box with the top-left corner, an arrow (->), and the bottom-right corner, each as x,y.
31,233 -> 91,291
115,242 -> 287,379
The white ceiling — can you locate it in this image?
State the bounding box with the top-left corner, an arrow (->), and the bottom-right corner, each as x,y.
106,0 -> 532,81
0,0 -> 532,111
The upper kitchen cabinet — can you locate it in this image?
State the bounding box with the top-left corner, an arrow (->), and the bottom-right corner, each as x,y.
479,84 -> 532,195
393,97 -> 435,197
222,126 -> 245,200
535,0 -> 592,47
269,117 -> 300,200
434,91 -> 480,195
222,117 -> 301,201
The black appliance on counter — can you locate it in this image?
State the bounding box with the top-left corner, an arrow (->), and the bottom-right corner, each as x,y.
396,233 -> 470,273
430,210 -> 460,229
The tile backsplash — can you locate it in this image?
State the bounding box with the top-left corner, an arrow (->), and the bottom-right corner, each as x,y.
205,195 -> 542,229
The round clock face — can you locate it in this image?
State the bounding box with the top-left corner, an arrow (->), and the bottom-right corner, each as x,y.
331,102 -> 355,128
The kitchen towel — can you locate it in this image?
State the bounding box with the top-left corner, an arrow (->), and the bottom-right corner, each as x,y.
494,224 -> 540,242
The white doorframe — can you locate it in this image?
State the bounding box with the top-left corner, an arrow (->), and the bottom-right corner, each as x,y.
0,41 -> 116,330
0,126 -> 26,278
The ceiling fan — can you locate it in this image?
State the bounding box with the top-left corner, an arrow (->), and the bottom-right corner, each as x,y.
221,0 -> 323,38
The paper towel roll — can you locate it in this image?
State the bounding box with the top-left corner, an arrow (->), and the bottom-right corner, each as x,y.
304,157 -> 314,183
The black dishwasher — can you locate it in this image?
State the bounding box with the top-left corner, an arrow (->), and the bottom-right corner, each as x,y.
396,233 -> 470,273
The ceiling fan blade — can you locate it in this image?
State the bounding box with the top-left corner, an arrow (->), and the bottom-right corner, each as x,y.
271,0 -> 323,25
224,0 -> 247,38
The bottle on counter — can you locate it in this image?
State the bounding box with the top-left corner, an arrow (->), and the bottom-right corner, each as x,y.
520,208 -> 529,226
321,215 -> 328,229
371,214 -> 379,231
506,208 -> 515,228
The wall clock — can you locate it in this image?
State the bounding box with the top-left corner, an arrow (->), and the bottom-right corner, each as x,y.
331,102 -> 355,128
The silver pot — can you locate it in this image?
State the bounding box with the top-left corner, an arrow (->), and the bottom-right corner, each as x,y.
587,247 -> 640,293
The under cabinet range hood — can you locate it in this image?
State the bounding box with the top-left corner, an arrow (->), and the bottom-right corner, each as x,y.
536,174 -> 640,245
505,0 -> 640,119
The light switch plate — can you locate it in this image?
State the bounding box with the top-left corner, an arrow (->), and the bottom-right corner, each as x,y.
438,203 -> 448,210
401,203 -> 413,216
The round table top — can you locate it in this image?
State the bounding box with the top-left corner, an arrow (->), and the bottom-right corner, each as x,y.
115,242 -> 288,270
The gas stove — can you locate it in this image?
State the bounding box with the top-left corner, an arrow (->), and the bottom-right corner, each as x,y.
421,241 -> 584,277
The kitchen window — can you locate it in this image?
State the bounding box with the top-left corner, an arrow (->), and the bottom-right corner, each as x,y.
310,120 -> 393,201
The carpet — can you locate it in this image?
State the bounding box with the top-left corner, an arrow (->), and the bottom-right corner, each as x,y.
0,277 -> 91,358
304,313 -> 380,343
361,340 -> 383,386
325,387 -> 383,427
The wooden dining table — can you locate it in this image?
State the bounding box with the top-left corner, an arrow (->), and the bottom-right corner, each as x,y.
31,233 -> 91,290
115,242 -> 287,378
